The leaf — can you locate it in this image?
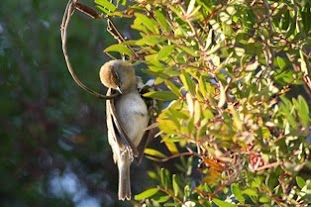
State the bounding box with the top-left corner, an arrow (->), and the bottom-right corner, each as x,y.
187,0 -> 196,15
296,176 -> 306,189
242,189 -> 258,197
135,13 -> 158,34
144,148 -> 167,158
276,56 -> 286,70
104,44 -> 134,56
94,0 -> 116,12
299,49 -> 309,75
297,95 -> 310,126
165,142 -> 179,155
184,185 -> 191,198
160,168 -> 170,189
213,198 -> 236,207
136,35 -> 167,46
153,195 -> 170,203
177,45 -> 199,57
231,184 -> 245,203
186,93 -> 194,116
228,105 -> 243,132
194,100 -> 201,124
143,91 -> 178,101
158,110 -> 180,134
154,10 -> 170,32
259,195 -> 270,203
135,188 -> 159,200
180,72 -> 195,95
172,174 -> 180,196
157,45 -> 175,60
166,80 -> 182,97
217,81 -> 226,108
245,61 -> 259,71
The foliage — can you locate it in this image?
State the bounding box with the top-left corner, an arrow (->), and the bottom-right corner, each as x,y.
1,0 -> 311,207
96,0 -> 311,206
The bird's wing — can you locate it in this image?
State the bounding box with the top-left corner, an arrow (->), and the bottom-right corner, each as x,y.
135,86 -> 158,164
106,88 -> 138,156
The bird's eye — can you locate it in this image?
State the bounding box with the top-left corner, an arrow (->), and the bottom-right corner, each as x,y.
113,71 -> 121,87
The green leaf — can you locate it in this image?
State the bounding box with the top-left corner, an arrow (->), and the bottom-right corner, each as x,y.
164,141 -> 179,155
297,95 -> 310,126
144,148 -> 167,158
276,56 -> 286,70
94,0 -> 116,12
180,72 -> 195,95
177,45 -> 199,57
172,174 -> 180,196
296,176 -> 306,189
228,105 -> 243,132
299,49 -> 309,75
157,45 -> 175,60
135,13 -> 158,34
166,80 -> 182,97
158,110 -> 180,134
213,198 -> 236,207
136,36 -> 167,46
153,195 -> 170,203
184,185 -> 191,198
231,184 -> 245,203
217,81 -> 226,108
104,44 -> 134,56
154,10 -> 171,32
135,188 -> 159,200
259,195 -> 270,203
160,168 -> 170,189
242,188 -> 258,197
143,91 -> 178,101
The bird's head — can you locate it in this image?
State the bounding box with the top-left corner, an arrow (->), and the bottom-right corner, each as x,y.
99,60 -> 136,94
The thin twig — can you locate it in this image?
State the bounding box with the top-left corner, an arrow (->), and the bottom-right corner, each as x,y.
158,151 -> 194,162
157,186 -> 183,204
60,0 -> 119,99
255,161 -> 282,171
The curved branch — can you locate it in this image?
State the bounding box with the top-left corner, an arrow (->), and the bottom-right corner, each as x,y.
60,0 -> 119,99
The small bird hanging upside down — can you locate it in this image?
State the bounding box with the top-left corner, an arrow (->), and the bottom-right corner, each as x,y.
99,60 -> 149,200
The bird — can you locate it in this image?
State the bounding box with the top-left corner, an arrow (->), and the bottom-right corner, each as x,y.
99,60 -> 149,200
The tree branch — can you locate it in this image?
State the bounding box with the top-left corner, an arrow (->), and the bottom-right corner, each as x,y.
60,0 -> 119,99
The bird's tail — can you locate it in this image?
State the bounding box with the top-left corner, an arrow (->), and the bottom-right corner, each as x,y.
118,154 -> 132,200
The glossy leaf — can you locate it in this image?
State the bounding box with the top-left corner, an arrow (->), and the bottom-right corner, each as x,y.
104,44 -> 134,56
143,91 -> 178,101
135,188 -> 159,200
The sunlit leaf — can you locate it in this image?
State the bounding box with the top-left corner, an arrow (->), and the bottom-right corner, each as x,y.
296,176 -> 306,189
231,184 -> 245,203
154,10 -> 171,32
166,80 -> 182,97
213,198 -> 236,207
145,148 -> 167,158
157,45 -> 175,60
143,91 -> 178,101
95,0 -> 116,12
180,72 -> 196,95
172,174 -> 180,196
297,95 -> 310,126
135,188 -> 159,200
135,13 -> 159,34
104,44 -> 134,56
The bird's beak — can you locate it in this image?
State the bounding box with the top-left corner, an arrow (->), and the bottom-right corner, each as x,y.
116,86 -> 123,94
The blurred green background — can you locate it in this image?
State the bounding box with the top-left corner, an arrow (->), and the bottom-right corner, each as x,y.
0,0 -> 151,206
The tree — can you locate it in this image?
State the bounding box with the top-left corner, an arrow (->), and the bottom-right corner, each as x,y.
94,0 -> 311,206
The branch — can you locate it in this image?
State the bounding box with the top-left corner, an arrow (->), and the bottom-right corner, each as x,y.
60,0 -> 119,99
